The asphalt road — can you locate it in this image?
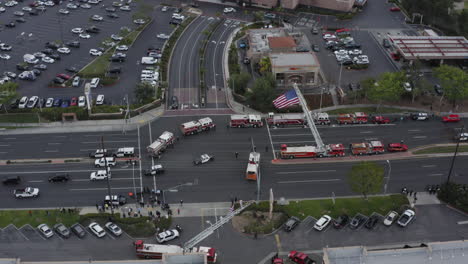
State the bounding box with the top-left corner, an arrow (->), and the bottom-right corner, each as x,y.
0,115 -> 466,208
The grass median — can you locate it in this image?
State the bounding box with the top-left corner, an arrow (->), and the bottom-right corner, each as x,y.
413,145 -> 468,155
326,107 -> 417,115
0,113 -> 39,123
0,210 -> 80,228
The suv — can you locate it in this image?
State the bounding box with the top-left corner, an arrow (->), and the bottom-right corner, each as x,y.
397,209 -> 415,227
48,174 -> 70,182
156,229 -> 179,243
89,149 -> 107,158
3,176 -> 21,185
90,170 -> 111,181
313,215 -> 331,231
94,157 -> 116,167
71,223 -> 86,238
365,215 -> 379,229
284,216 -> 300,232
333,214 -> 349,229
349,215 -> 366,229
105,195 -> 127,206
89,222 -> 106,237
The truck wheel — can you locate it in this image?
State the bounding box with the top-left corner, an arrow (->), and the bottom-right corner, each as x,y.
344,122 -> 348,125
95,165 -> 100,168
319,154 -> 324,158
253,124 -> 257,128
289,155 -> 294,159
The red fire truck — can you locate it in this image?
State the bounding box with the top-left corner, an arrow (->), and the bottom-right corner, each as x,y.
350,140 -> 385,155
134,240 -> 217,262
230,114 -> 263,128
337,112 -> 368,124
147,131 -> 175,157
372,115 -> 391,124
180,117 -> 216,135
280,143 -> 345,159
267,113 -> 305,127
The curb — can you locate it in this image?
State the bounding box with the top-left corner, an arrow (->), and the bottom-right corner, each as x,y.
0,158 -> 90,166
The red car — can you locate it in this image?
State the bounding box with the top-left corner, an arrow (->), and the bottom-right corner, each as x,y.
387,143 -> 408,152
389,7 -> 401,12
70,97 -> 78,106
288,251 -> 314,264
57,73 -> 71,80
372,116 -> 391,124
272,256 -> 284,264
391,52 -> 401,61
442,114 -> 461,123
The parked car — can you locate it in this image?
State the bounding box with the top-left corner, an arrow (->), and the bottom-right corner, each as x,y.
365,215 -> 379,229
37,224 -> 54,238
105,222 -> 122,236
411,112 -> 429,121
349,215 -> 366,229
383,211 -> 398,226
156,229 -> 179,243
442,114 -> 461,123
104,194 -> 126,206
89,222 -> 106,237
434,84 -> 443,95
397,209 -> 415,227
333,214 -> 349,229
313,215 -> 331,231
284,216 -> 300,232
54,223 -> 71,238
387,143 -> 408,152
71,223 -> 86,238
96,94 -> 105,105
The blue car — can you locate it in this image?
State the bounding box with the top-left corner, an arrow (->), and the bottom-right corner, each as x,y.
53,98 -> 62,107
61,100 -> 70,108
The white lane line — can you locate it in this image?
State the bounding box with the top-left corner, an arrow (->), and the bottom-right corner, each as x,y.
82,140 -> 136,144
0,152 -> 7,154
408,129 -> 421,132
28,180 -> 44,183
276,170 -> 337,174
3,137 -> 16,140
360,131 -> 373,134
413,136 -> 427,139
0,168 -> 134,175
45,150 -> 58,152
84,134 -> 136,137
72,178 -> 138,182
53,136 -> 67,138
278,179 -> 340,184
0,144 -> 11,146
80,148 -> 139,152
48,143 -> 62,145
70,187 -> 135,191
271,134 -> 314,137
422,165 -> 436,168
275,141 -> 316,144
428,173 -> 444,177
265,120 -> 277,160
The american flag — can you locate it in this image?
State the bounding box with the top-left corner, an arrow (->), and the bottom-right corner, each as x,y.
273,90 -> 300,109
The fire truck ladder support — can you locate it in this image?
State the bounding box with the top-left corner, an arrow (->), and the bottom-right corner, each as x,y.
183,200 -> 255,251
292,83 -> 325,150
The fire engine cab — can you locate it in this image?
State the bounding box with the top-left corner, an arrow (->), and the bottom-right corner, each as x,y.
350,140 -> 385,155
230,114 -> 263,128
337,112 -> 368,124
180,117 -> 216,136
246,152 -> 260,180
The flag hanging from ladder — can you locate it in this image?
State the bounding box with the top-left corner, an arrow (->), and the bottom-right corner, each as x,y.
273,89 -> 300,109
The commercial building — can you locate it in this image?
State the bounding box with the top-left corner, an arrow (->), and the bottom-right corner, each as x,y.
269,52 -> 322,89
237,0 -> 355,12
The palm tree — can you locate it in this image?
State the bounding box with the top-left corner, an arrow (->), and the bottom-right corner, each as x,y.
258,57 -> 271,75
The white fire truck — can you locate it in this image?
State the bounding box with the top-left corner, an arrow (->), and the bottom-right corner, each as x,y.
246,152 -> 260,181
147,131 -> 175,157
266,112 -> 331,127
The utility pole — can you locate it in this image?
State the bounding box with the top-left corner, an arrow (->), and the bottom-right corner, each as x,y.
447,126 -> 464,184
100,136 -> 114,215
384,160 -> 391,194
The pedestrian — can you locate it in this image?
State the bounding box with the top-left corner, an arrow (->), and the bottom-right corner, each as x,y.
409,190 -> 413,196
235,152 -> 239,159
180,200 -> 183,207
254,232 -> 258,239
95,204 -> 99,210
128,211 -> 131,217
177,208 -> 180,215
28,210 -> 32,216
242,106 -> 245,112
414,191 -> 417,197
265,146 -> 269,152
176,136 -> 179,142
234,197 -> 238,203
168,209 -> 172,216
105,203 -> 109,211
45,210 -> 48,216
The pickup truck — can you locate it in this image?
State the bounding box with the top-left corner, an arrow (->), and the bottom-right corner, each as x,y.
14,187 -> 39,198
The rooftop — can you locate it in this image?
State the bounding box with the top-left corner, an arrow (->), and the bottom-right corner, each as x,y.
270,53 -> 318,67
390,36 -> 468,59
248,28 -> 286,54
268,36 -> 297,49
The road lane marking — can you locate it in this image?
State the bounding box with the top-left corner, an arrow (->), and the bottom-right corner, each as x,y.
360,131 -> 373,134
70,187 -> 135,191
0,152 -> 7,154
48,143 -> 62,145
53,136 -> 67,138
44,150 -> 58,152
408,129 -> 421,132
82,140 -> 136,144
276,170 -> 337,174
3,138 -> 16,140
412,136 -> 427,139
271,134 -> 313,137
422,165 -> 436,168
265,120 -> 277,159
278,179 -> 340,184
274,234 -> 282,252
72,178 -> 138,182
0,144 -> 10,146
28,180 -> 44,183
0,168 -> 134,175
429,173 -> 443,176
274,141 -> 316,144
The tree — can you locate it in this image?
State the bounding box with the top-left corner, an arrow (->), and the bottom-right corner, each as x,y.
367,72 -> 405,107
434,64 -> 468,107
229,71 -> 251,95
348,161 -> 384,199
258,57 -> 271,75
134,82 -> 155,104
0,82 -> 18,113
246,73 -> 276,112
404,58 -> 428,103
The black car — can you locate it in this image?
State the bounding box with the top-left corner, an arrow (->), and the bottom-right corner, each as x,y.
2,176 -> 21,185
34,64 -> 47,70
9,98 -> 20,109
348,83 -> 361,91
284,216 -> 300,232
16,18 -> 26,23
86,26 -> 100,33
383,38 -> 391,48
70,223 -> 86,238
29,10 -> 38,16
16,64 -> 29,71
49,53 -> 61,60
5,22 -> 15,28
296,47 -> 310,52
53,77 -> 65,84
345,42 -> 361,49
170,96 -> 178,109
45,42 -> 60,49
169,19 -> 181,25
350,215 -> 367,229
333,214 -> 349,229
365,215 -> 379,229
108,67 -> 121,74
53,98 -> 63,107
109,56 -> 125,62
312,44 -> 319,52
107,13 -> 119,18
341,59 -> 353,66
243,57 -> 250,64
42,48 -> 54,55
434,84 -> 443,95
48,174 -> 70,182
65,41 -> 80,48
65,67 -> 78,73
31,69 -> 41,76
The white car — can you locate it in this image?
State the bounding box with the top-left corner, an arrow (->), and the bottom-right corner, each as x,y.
383,211 -> 398,226
33,52 -> 46,58
193,154 -> 214,165
92,15 -> 103,21
22,7 -> 32,12
78,96 -> 86,107
89,222 -> 106,238
0,7 -> 5,12
42,56 -> 54,63
157,33 -> 170,39
59,9 -> 69,14
403,82 -> 412,92
13,11 -> 24,16
156,229 -> 179,243
133,19 -> 145,25
323,34 -> 336,40
81,4 -> 91,9
90,170 -> 110,181
45,97 -> 54,108
66,3 -> 77,9
37,224 -> 54,238
80,33 -> 91,39
172,13 -> 184,20
116,45 -> 128,51
89,49 -> 102,56
88,0 -> 99,4
27,96 -> 39,108
96,94 -> 105,105
223,7 -> 235,13
0,54 -> 10,60
313,215 -> 332,231
71,27 -> 84,34
18,96 -> 28,108
105,222 -> 122,236
348,49 -> 362,55
57,47 -> 71,54
0,43 -> 12,51
397,209 -> 415,227
161,6 -> 168,12
113,52 -> 126,58
4,1 -> 17,7
44,1 -> 55,6
111,34 -> 123,41
120,5 -> 131,11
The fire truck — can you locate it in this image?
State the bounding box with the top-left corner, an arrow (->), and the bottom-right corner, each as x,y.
350,140 -> 385,155
337,112 -> 368,124
180,117 -> 216,136
147,131 -> 175,157
267,113 -> 305,127
313,112 -> 331,125
246,152 -> 260,180
134,240 -> 217,262
280,143 -> 345,159
229,114 -> 263,128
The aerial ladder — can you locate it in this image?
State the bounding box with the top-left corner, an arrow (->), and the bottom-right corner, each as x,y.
292,83 -> 325,151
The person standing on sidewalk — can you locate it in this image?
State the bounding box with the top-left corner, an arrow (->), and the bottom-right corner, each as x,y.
180,200 -> 183,207
235,152 -> 239,159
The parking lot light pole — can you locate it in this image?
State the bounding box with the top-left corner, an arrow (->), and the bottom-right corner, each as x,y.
101,136 -> 114,215
447,126 -> 464,184
132,162 -> 137,200
384,160 -> 391,194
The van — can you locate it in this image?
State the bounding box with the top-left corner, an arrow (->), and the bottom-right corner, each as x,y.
90,77 -> 100,88
114,147 -> 135,158
94,157 -> 116,167
141,57 -> 157,65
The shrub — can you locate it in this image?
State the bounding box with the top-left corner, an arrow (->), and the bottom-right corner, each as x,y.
92,105 -> 123,114
36,107 -> 88,122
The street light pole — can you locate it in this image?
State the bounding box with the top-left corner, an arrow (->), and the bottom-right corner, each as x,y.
447,126 -> 464,184
132,162 -> 136,200
384,160 -> 391,194
101,136 -> 114,215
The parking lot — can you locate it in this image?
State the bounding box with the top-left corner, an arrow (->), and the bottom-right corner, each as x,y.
0,0 -> 176,105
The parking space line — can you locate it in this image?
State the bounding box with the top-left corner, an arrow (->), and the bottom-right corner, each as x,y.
15,226 -> 30,241
107,233 -> 116,240
23,224 -> 46,240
